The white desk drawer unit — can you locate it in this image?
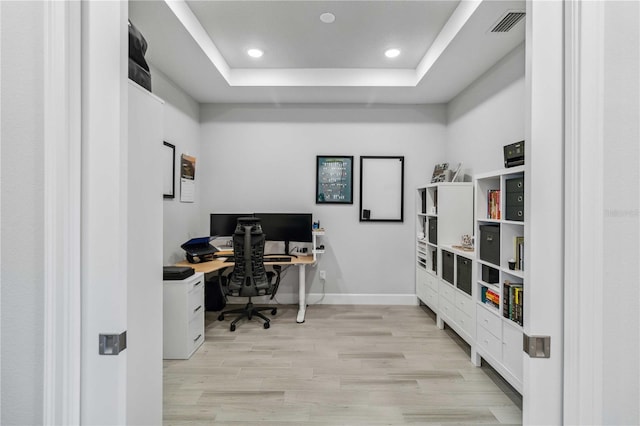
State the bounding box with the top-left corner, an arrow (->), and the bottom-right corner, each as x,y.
163,272 -> 205,359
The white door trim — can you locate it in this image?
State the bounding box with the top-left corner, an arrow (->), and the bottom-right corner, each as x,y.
563,1 -> 605,424
43,1 -> 82,424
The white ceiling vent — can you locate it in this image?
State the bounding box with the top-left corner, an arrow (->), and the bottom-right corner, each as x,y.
490,11 -> 525,33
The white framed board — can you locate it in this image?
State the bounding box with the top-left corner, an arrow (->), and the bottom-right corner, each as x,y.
359,156 -> 404,222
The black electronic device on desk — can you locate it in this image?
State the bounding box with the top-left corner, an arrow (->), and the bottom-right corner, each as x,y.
181,236 -> 218,264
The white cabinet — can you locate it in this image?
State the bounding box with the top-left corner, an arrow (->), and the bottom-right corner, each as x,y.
474,166 -> 525,392
127,81 -> 164,424
415,182 -> 475,349
163,272 -> 205,359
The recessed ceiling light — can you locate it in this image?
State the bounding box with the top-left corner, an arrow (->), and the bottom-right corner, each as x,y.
385,48 -> 401,58
320,12 -> 335,24
247,48 -> 263,58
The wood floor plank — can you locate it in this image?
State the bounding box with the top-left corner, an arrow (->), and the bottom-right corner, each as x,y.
163,304 -> 522,425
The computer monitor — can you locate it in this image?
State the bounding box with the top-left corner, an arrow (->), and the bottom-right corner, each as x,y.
253,213 -> 312,256
210,213 -> 253,237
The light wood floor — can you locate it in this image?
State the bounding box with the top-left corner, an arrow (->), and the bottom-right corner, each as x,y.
164,304 -> 522,425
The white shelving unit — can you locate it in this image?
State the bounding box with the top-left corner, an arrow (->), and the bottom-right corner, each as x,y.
312,229 -> 325,262
473,166 -> 525,392
415,182 -> 475,351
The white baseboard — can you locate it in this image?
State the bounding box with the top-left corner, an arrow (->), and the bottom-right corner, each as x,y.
307,293 -> 419,305
240,292 -> 419,306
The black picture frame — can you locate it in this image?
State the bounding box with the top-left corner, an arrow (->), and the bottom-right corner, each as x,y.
163,141 -> 175,199
316,156 -> 354,204
359,156 -> 404,222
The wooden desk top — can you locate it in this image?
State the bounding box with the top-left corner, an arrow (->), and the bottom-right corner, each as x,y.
175,255 -> 315,274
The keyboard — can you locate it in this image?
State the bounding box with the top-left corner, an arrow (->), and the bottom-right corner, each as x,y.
264,256 -> 292,263
221,256 -> 292,263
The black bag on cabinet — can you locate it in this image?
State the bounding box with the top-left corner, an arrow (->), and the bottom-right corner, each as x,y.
128,20 -> 152,91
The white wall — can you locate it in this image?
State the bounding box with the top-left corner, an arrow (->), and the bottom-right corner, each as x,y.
446,44 -> 525,177
199,104 -> 447,302
149,65 -> 202,265
0,2 -> 45,424
601,1 -> 639,422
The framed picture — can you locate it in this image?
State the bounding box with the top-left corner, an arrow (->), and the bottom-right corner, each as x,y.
162,141 -> 175,198
360,156 -> 404,222
316,156 -> 353,204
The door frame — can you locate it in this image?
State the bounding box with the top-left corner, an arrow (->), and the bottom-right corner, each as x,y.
43,1 -> 82,424
43,1 -> 130,424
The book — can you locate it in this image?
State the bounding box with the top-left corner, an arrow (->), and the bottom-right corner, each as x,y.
503,280 -> 523,324
482,286 -> 500,309
487,189 -> 501,219
514,236 -> 524,270
431,163 -> 449,183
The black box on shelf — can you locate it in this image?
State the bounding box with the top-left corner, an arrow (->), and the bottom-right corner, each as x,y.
428,218 -> 438,244
482,264 -> 499,283
457,256 -> 472,296
479,225 -> 500,266
505,177 -> 525,221
503,140 -> 524,168
442,250 -> 454,284
431,250 -> 437,273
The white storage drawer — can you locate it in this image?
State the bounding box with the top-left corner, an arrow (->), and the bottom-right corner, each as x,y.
425,271 -> 439,292
455,308 -> 474,338
439,280 -> 456,303
476,322 -> 502,362
439,296 -> 455,321
188,284 -> 204,320
424,286 -> 438,309
455,291 -> 474,317
476,304 -> 502,338
189,311 -> 205,351
502,321 -> 523,381
416,268 -> 429,303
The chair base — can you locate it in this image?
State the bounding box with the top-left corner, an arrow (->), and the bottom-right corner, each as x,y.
217,301 -> 277,331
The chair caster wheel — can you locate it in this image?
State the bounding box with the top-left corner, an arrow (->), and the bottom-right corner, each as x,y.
217,314 -> 224,321
230,324 -> 236,332
271,308 -> 277,315
263,322 -> 270,329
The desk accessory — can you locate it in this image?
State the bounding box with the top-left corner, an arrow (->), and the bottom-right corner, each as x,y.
181,236 -> 217,263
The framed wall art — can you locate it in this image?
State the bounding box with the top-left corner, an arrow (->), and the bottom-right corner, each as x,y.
316,155 -> 354,204
162,141 -> 175,199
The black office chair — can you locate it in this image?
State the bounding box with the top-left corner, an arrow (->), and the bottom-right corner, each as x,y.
217,217 -> 281,331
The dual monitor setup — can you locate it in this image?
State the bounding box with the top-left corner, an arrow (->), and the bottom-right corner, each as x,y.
210,213 -> 313,257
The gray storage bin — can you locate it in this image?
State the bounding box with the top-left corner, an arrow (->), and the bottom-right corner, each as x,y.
442,250 -> 454,285
456,256 -> 472,296
479,225 -> 500,266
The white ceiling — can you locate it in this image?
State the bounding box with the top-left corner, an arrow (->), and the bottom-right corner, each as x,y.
128,0 -> 525,104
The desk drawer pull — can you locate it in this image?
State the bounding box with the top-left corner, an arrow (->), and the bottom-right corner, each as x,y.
193,334 -> 202,342
193,281 -> 202,289
194,305 -> 202,313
